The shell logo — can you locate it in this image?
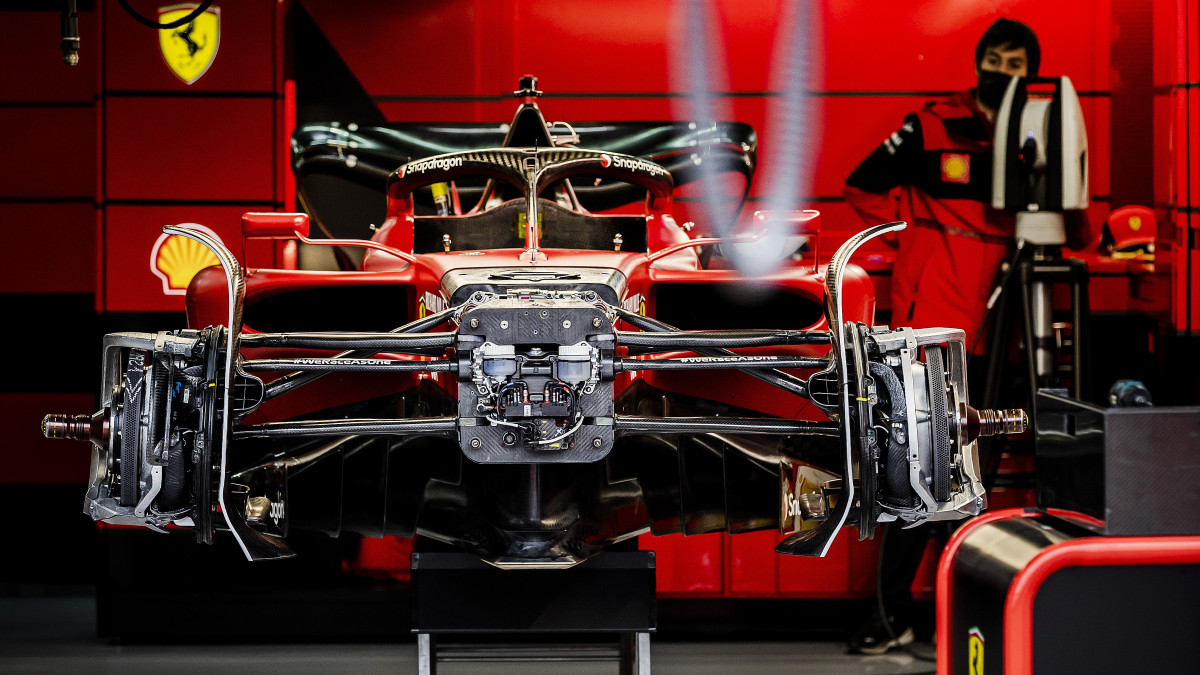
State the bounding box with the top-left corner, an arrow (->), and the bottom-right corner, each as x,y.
940,152 -> 971,184
149,224 -> 223,296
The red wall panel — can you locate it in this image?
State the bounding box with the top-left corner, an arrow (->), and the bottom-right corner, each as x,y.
104,96 -> 276,201
0,107 -> 96,199
641,532 -> 725,594
729,530 -> 780,594
0,203 -> 95,294
511,1 -> 677,94
300,0 -> 481,98
819,0 -> 1110,92
103,0 -> 276,93
0,11 -> 98,103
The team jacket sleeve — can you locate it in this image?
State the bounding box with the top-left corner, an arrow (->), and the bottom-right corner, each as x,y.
843,113 -> 923,229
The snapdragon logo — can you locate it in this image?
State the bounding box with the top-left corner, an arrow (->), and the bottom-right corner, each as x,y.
598,154 -> 667,176
399,156 -> 464,178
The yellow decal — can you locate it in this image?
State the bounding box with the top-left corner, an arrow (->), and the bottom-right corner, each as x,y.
941,152 -> 971,184
967,626 -> 985,675
516,212 -> 544,239
1129,215 -> 1142,231
621,293 -> 646,316
150,224 -> 223,296
158,4 -> 220,85
421,291 -> 448,319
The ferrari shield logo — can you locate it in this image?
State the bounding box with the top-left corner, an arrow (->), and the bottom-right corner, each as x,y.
967,626 -> 985,675
158,4 -> 220,85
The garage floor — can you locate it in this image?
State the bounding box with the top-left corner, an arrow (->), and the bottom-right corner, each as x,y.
0,593 -> 936,675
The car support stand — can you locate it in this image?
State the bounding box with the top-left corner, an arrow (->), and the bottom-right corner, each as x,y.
411,551 -> 655,674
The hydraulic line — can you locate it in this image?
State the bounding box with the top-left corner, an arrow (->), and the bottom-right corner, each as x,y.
233,417 -> 458,439
615,415 -> 840,436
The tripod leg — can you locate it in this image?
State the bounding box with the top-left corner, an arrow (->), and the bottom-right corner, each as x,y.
1072,261 -> 1091,400
984,282 -> 1012,408
1019,262 -> 1040,427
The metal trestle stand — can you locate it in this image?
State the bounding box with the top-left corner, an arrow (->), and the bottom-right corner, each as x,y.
411,551 -> 655,674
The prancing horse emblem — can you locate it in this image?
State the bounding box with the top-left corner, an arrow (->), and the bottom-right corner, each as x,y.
157,4 -> 220,85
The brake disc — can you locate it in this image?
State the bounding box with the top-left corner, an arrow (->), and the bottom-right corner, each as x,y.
924,346 -> 952,502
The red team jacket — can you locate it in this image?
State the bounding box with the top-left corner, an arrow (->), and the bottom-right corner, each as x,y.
844,92 -> 1014,353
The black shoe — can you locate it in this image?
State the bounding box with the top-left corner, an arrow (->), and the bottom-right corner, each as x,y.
847,612 -> 914,655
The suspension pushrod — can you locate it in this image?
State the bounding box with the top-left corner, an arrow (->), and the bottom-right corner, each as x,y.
616,356 -> 825,371
241,331 -> 455,351
244,357 -> 455,373
233,417 -> 458,439
615,329 -> 831,350
614,415 -> 840,436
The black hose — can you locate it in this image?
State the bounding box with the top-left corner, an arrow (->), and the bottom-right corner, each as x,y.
159,438 -> 187,511
233,417 -> 458,439
869,361 -> 915,507
118,0 -> 215,29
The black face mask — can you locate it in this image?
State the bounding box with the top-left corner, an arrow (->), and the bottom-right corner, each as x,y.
976,69 -> 1013,110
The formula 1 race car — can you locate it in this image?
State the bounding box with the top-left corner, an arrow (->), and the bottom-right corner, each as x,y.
44,78 -> 1025,567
